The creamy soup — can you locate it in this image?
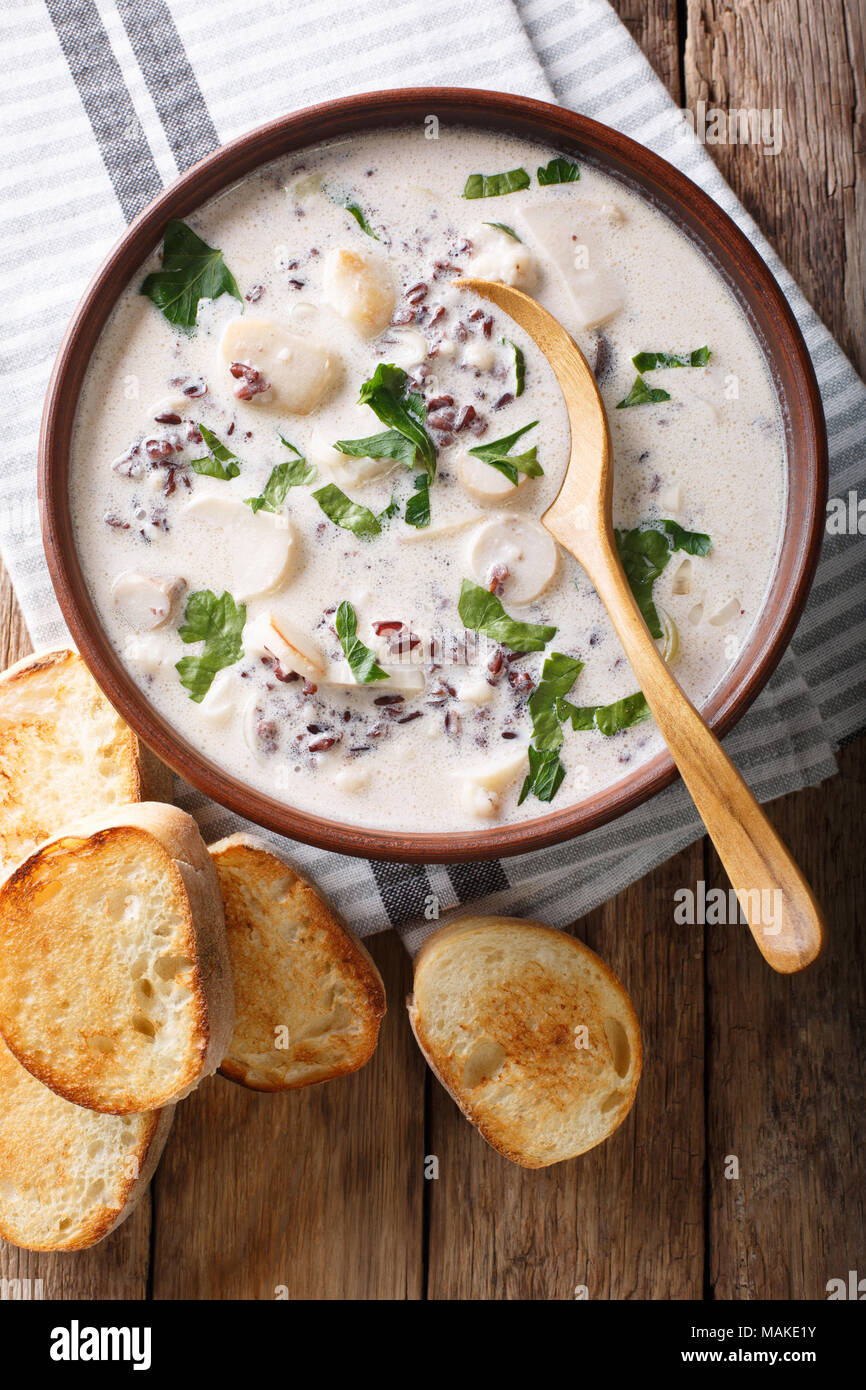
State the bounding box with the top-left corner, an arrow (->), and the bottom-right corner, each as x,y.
69,126 -> 784,832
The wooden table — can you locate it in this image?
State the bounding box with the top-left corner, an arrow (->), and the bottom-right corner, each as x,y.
2,0 -> 863,1301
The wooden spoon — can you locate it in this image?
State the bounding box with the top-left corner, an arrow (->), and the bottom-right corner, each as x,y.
456,278 -> 824,973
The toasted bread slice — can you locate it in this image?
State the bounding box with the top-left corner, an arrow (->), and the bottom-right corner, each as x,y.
0,802 -> 234,1114
0,1032 -> 172,1251
407,915 -> 642,1168
0,647 -> 171,874
209,834 -> 385,1090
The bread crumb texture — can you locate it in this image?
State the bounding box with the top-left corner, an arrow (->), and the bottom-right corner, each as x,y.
409,916 -> 642,1168
0,1033 -> 170,1251
0,823 -> 210,1113
0,649 -> 143,871
212,837 -> 385,1090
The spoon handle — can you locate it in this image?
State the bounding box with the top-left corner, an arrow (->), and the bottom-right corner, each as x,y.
583,537 -> 825,973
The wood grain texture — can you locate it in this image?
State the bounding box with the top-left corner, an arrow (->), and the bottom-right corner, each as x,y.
425,843 -> 706,1299
686,0 -> 866,376
615,0 -> 683,100
1,1 -> 863,1302
705,740 -> 866,1299
150,933 -> 425,1300
685,0 -> 865,1296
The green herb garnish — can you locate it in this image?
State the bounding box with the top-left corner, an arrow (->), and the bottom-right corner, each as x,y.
632,347 -> 711,371
175,589 -> 246,702
244,438 -> 316,512
537,157 -> 580,185
344,201 -> 379,239
353,364 -> 436,480
140,220 -> 241,328
616,376 -> 672,409
527,653 -> 585,752
467,420 -> 542,486
518,746 -> 566,804
457,579 -> 556,652
334,429 -> 417,470
405,475 -> 431,529
559,691 -> 651,737
615,521 -> 711,638
463,168 -> 531,199
190,424 -> 241,480
378,495 -> 400,523
517,653 -> 584,806
335,601 -> 389,683
483,221 -> 522,240
324,185 -> 380,239
313,482 -> 382,537
503,338 -> 525,397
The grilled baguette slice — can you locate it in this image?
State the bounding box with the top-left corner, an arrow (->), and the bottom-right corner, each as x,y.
0,1033 -> 173,1251
209,833 -> 385,1090
0,802 -> 234,1114
0,647 -> 171,875
407,915 -> 642,1168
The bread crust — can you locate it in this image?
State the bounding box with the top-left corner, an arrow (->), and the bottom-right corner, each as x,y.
209,833 -> 385,1091
408,914 -> 642,1168
0,802 -> 234,1113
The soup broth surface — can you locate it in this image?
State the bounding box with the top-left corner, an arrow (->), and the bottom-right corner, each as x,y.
70,126 -> 784,832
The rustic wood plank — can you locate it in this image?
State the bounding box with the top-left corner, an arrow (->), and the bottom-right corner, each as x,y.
613,0 -> 684,102
686,0 -> 866,375
0,565 -> 31,670
2,0 -> 862,1304
705,741 -> 866,1299
425,841 -> 706,1300
150,932 -> 425,1299
688,0 -> 866,1299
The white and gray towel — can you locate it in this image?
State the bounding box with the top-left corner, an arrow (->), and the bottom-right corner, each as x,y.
1,0 -> 863,950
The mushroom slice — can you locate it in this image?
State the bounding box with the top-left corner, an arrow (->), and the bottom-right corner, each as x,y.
322,248 -> 395,337
659,484 -> 682,514
334,765 -> 371,793
707,597 -> 742,627
326,664 -> 425,695
657,607 -> 679,664
385,327 -> 428,369
457,675 -> 494,706
243,612 -> 326,684
671,558 -> 692,595
219,318 -> 339,414
462,339 -> 496,371
308,405 -> 398,488
468,225 -> 539,291
520,202 -> 624,330
458,449 -> 530,504
111,572 -> 186,632
462,743 -> 528,793
182,495 -> 294,601
458,742 -> 528,819
469,515 -> 559,604
123,631 -> 174,678
199,668 -> 239,727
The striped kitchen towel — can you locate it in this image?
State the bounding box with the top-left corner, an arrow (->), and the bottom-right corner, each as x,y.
0,0 -> 862,949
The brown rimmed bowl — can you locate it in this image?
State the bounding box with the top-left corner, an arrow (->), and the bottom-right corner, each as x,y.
39,88 -> 827,863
